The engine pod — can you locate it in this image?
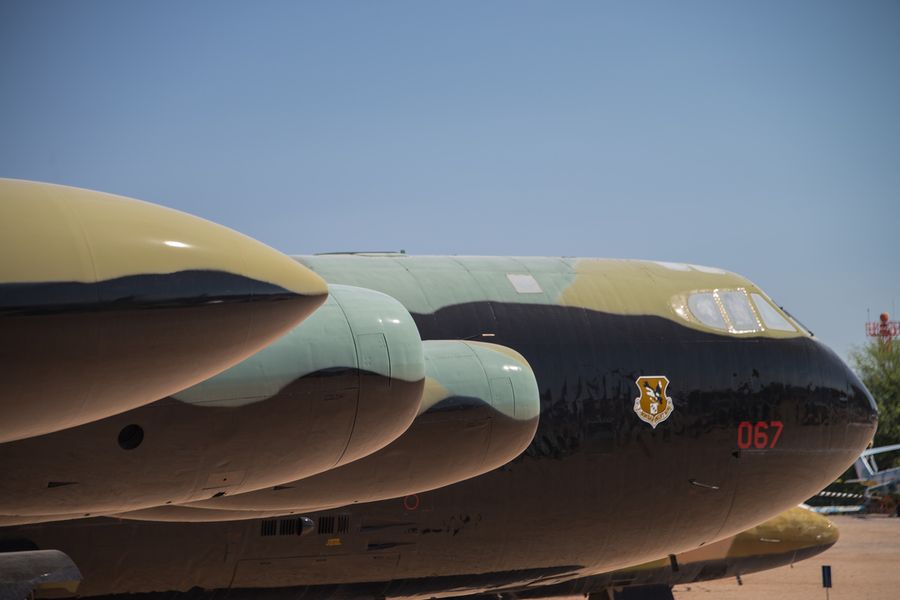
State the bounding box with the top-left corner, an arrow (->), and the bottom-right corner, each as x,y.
171,283 -> 426,468
0,179 -> 327,443
0,284 -> 424,518
141,340 -> 540,518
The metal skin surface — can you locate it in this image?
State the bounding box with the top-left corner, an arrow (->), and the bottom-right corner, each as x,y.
496,506 -> 838,599
0,285 -> 424,519
116,340 -> 540,520
0,255 -> 877,599
0,179 -> 327,443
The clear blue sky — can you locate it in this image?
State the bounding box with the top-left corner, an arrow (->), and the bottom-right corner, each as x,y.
2,1 -> 898,362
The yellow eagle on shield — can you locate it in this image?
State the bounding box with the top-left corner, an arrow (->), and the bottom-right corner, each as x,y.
633,375 -> 674,428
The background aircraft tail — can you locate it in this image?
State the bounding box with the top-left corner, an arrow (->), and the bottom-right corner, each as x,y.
849,443 -> 900,485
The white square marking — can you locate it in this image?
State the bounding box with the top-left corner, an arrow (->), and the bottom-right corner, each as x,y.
506,273 -> 543,294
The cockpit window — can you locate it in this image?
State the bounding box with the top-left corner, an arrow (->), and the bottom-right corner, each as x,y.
685,289 -> 766,334
719,291 -> 761,333
681,288 -> 802,335
687,293 -> 727,330
750,293 -> 796,332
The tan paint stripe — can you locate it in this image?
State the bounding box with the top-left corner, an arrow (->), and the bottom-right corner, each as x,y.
416,377 -> 453,416
559,259 -> 804,339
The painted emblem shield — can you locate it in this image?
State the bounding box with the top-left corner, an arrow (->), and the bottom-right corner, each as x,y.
633,375 -> 674,428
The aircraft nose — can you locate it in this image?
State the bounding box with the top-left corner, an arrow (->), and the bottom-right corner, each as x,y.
0,178 -> 328,442
817,339 -> 879,456
713,337 -> 876,539
844,355 -> 879,431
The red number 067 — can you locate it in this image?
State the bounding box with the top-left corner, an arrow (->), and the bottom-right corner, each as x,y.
737,421 -> 783,449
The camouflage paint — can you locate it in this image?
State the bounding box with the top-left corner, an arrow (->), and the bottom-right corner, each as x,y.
295,254 -> 804,339
0,284 -> 424,518
0,254 -> 876,599
128,339 -> 541,517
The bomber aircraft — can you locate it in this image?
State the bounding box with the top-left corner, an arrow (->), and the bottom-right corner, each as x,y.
0,180 -> 878,599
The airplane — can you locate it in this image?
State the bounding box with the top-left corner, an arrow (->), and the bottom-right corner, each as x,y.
851,444 -> 900,496
0,180 -> 878,599
805,495 -> 867,516
845,443 -> 900,515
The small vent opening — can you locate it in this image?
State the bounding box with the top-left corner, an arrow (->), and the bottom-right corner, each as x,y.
337,514 -> 350,534
318,516 -> 335,535
279,519 -> 297,536
260,519 -> 277,536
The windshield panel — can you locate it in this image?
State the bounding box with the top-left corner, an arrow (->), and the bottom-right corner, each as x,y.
719,291 -> 761,333
751,293 -> 797,332
688,293 -> 727,330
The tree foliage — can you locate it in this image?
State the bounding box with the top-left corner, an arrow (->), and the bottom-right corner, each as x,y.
851,339 -> 900,448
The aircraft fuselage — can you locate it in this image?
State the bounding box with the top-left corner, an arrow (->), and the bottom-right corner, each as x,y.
0,255 -> 876,599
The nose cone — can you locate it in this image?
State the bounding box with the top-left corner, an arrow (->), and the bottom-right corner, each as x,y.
810,339 -> 879,455
0,178 -> 327,442
717,337 -> 877,538
845,356 -> 879,432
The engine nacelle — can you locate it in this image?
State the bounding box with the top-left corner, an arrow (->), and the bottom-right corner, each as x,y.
0,179 -> 327,443
0,285 -> 424,519
117,340 -> 540,521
